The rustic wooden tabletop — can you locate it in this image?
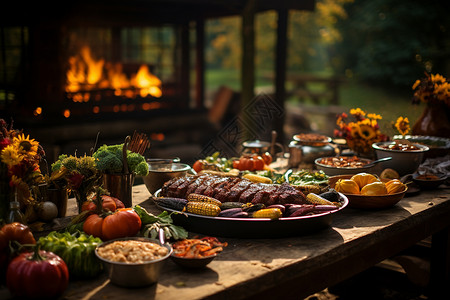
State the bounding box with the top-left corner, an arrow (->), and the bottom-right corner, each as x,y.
1,182 -> 449,300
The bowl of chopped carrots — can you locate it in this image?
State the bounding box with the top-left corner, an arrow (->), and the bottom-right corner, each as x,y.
170,237 -> 227,268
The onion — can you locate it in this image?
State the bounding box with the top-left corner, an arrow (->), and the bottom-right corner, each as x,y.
38,201 -> 58,221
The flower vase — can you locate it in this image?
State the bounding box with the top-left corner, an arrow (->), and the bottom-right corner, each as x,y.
412,102 -> 450,138
102,173 -> 135,208
47,188 -> 69,218
345,138 -> 375,159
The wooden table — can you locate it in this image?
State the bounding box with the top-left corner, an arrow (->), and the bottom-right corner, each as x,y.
2,184 -> 449,300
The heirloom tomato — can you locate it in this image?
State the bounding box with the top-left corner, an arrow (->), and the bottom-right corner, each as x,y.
81,195 -> 125,213
6,248 -> 69,299
83,208 -> 142,241
0,222 -> 36,277
261,152 -> 272,165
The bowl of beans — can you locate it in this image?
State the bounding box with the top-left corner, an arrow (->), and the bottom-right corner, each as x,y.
315,156 -> 375,176
95,237 -> 173,287
372,141 -> 429,176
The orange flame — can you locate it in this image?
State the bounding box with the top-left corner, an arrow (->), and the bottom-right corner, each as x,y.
66,46 -> 162,99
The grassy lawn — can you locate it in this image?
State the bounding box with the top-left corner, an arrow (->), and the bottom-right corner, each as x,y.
204,69 -> 425,137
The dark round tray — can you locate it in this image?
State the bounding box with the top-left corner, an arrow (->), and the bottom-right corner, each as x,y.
153,190 -> 348,239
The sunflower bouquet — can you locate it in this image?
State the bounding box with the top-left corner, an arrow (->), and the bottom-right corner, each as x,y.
412,73 -> 450,107
334,108 -> 389,156
0,119 -> 46,220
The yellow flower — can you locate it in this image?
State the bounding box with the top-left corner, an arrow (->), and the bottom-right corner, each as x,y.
367,113 -> 382,120
350,108 -> 366,117
395,116 -> 410,136
431,73 -> 446,84
357,124 -> 377,140
13,134 -> 39,158
1,144 -> 23,166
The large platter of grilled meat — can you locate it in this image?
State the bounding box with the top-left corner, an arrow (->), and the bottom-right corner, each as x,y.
154,173 -> 348,238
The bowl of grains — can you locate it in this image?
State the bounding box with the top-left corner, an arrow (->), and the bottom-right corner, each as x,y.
95,237 -> 173,287
315,156 -> 375,176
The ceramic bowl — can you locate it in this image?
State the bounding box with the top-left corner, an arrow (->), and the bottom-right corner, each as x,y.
143,161 -> 193,195
95,237 -> 173,287
170,254 -> 217,268
315,156 -> 375,176
328,175 -> 407,209
412,173 -> 447,190
372,142 -> 429,176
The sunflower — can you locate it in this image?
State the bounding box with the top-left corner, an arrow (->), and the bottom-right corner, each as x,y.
357,124 -> 377,140
13,134 -> 39,158
1,144 -> 23,166
395,116 -> 410,136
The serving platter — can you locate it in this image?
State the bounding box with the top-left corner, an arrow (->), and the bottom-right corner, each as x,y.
153,190 -> 348,239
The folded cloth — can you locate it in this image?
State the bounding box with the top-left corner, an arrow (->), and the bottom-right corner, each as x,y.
417,155 -> 450,177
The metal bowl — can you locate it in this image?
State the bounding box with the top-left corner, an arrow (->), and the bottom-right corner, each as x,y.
372,142 -> 429,176
314,156 -> 375,176
95,237 -> 173,287
143,162 -> 193,195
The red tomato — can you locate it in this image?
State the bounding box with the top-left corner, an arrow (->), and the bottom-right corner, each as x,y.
252,156 -> 265,170
7,249 -> 69,299
81,195 -> 125,213
0,223 -> 36,278
239,157 -> 254,171
83,208 -> 142,241
192,160 -> 204,173
261,152 -> 272,165
232,160 -> 240,170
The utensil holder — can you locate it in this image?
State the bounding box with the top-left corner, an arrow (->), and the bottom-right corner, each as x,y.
103,173 -> 135,207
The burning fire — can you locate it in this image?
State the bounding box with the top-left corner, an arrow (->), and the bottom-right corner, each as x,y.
66,46 -> 162,100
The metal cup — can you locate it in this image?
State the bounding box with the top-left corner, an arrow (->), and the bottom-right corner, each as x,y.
102,173 -> 136,207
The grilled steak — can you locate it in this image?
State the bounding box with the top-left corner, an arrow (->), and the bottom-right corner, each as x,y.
159,174 -> 306,205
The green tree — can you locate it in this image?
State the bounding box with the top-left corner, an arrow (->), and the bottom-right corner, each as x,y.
334,0 -> 450,87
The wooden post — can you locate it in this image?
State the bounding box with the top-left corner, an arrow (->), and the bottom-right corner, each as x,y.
274,8 -> 288,144
241,0 -> 256,141
195,18 -> 205,109
180,22 -> 190,108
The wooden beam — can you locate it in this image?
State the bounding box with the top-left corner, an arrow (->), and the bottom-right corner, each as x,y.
274,8 -> 289,144
195,18 -> 205,108
241,0 -> 256,141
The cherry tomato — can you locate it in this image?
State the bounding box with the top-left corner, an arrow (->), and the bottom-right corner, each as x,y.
192,160 -> 204,173
252,156 -> 265,170
239,157 -> 254,171
261,152 -> 272,165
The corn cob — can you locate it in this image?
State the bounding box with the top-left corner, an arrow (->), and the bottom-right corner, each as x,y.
305,193 -> 335,206
243,173 -> 272,184
220,202 -> 244,210
184,202 -> 221,217
187,193 -> 222,207
252,208 -> 282,220
153,197 -> 188,211
295,184 -> 322,195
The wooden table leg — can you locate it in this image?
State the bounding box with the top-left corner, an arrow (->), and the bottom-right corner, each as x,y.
429,227 -> 450,299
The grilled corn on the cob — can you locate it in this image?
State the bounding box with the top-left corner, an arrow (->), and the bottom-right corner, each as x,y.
187,193 -> 222,207
184,202 -> 221,217
243,173 -> 272,184
252,208 -> 282,219
295,184 -> 322,195
305,193 -> 335,206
